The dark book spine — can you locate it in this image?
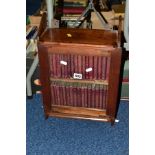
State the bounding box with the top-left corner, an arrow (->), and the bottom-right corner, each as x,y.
66,84 -> 70,106
78,55 -> 82,76
95,87 -> 98,109
59,84 -> 62,106
103,85 -> 107,109
91,86 -> 95,108
57,84 -> 61,105
88,56 -> 93,79
84,84 -> 87,108
64,54 -> 68,78
99,85 -> 103,109
85,56 -> 89,79
71,54 -> 74,78
81,86 -> 85,107
87,84 -> 91,108
56,54 -> 61,78
105,86 -> 108,108
82,55 -> 85,79
106,57 -> 111,80
62,85 -> 66,106
98,56 -> 102,79
52,54 -> 56,78
54,82 -> 58,105
93,56 -> 98,80
70,85 -> 73,106
73,84 -> 77,107
102,57 -> 106,80
67,54 -> 71,78
74,55 -> 78,74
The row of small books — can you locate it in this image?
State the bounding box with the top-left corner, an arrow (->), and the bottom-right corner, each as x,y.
49,54 -> 111,80
60,0 -> 87,26
51,81 -> 108,109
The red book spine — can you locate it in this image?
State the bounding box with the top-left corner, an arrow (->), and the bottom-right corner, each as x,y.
71,54 -> 74,78
81,86 -> 85,107
73,85 -> 77,107
87,85 -> 91,108
99,86 -> 102,109
84,85 -> 88,108
106,57 -> 111,80
66,84 -> 70,106
57,84 -> 60,105
70,85 -> 73,106
78,55 -> 82,76
85,56 -> 89,79
82,55 -> 85,79
59,85 -> 62,106
102,57 -> 106,80
52,54 -> 56,78
105,86 -> 108,108
63,8 -> 85,14
64,54 -> 68,78
74,55 -> 78,74
104,86 -> 107,109
58,54 -> 62,78
54,82 -> 58,105
91,87 -> 95,108
93,56 -> 98,80
88,56 -> 93,79
60,54 -> 64,78
67,54 -> 71,78
96,86 -> 100,109
62,85 -> 66,106
98,56 -> 102,79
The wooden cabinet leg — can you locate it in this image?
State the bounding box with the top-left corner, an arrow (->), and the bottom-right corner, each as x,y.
111,118 -> 115,126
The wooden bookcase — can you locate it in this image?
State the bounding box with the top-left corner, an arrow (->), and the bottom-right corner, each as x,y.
38,28 -> 122,125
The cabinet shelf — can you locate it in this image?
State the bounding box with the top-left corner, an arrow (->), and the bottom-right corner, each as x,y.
50,77 -> 109,85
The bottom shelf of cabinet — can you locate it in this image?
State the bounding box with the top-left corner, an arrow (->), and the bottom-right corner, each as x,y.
46,105 -> 114,122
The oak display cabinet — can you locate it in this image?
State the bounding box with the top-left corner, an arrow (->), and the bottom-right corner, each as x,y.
38,28 -> 122,125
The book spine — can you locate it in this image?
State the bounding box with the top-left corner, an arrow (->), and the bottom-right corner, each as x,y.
99,86 -> 102,109
106,57 -> 111,80
87,84 -> 91,108
71,54 -> 74,78
84,84 -> 88,108
64,54 -> 68,78
52,54 -> 56,78
66,83 -> 70,106
102,57 -> 106,80
59,84 -> 62,106
91,86 -> 95,108
93,56 -> 98,79
74,55 -> 78,74
85,56 -> 89,79
98,56 -> 102,79
81,86 -> 85,107
82,55 -> 85,79
78,55 -> 82,75
62,85 -> 66,106
69,85 -> 73,106
67,54 -> 71,78
88,56 -> 93,79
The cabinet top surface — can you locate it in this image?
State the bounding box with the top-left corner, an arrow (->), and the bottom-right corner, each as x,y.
39,28 -> 118,47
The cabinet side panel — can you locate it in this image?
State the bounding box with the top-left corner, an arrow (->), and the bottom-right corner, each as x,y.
106,48 -> 122,118
38,44 -> 51,115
